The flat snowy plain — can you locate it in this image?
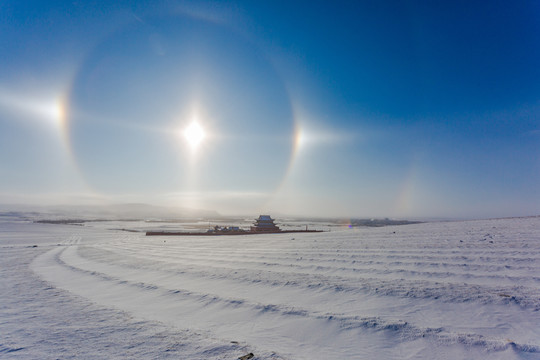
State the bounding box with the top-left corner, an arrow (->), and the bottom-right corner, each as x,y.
2,216 -> 540,359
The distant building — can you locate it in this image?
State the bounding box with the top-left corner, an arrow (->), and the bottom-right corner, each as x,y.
210,225 -> 242,233
251,215 -> 281,232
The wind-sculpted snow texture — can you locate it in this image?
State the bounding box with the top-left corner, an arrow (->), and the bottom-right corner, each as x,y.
2,217 -> 540,359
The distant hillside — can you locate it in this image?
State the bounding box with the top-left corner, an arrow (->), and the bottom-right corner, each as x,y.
348,218 -> 422,227
0,203 -> 220,221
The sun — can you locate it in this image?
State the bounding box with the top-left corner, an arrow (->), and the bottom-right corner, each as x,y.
183,121 -> 206,151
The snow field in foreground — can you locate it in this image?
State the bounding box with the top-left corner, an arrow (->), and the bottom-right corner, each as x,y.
1,223 -> 260,359
2,217 -> 540,359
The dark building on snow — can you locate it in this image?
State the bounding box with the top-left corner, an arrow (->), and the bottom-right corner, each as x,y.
251,215 -> 281,232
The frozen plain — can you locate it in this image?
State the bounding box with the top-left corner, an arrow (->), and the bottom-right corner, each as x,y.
2,216 -> 540,359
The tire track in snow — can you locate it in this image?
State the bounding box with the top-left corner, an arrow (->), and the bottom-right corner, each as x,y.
95,243 -> 540,288
42,244 -> 540,356
31,246 -> 383,359
80,243 -> 540,309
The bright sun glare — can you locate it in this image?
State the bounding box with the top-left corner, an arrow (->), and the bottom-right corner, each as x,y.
183,121 -> 206,151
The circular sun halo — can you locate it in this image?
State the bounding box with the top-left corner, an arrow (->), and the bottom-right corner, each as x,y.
183,121 -> 205,151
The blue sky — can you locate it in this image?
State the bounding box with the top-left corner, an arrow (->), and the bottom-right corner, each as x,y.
0,0 -> 539,218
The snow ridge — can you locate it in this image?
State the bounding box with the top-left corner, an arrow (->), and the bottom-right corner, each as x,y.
19,217 -> 540,359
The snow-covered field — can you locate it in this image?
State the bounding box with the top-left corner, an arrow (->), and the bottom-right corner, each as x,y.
2,216 -> 540,359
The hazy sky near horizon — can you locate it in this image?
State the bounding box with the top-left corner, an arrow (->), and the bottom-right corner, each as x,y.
1,0 -> 539,218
